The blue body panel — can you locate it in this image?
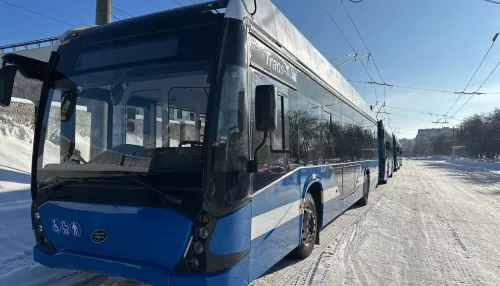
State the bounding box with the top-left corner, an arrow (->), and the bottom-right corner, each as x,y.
36,201 -> 194,285
249,216 -> 301,281
252,172 -> 301,217
209,203 -> 252,255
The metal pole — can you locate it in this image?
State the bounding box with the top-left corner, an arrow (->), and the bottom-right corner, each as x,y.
335,54 -> 370,69
91,0 -> 111,160
329,54 -> 355,63
96,0 -> 111,25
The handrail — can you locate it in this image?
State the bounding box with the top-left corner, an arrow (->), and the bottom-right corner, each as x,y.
0,37 -> 58,53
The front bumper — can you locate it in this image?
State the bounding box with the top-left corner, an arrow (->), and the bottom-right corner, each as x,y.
34,246 -> 250,286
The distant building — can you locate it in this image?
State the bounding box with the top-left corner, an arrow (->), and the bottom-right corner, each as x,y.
415,127 -> 453,144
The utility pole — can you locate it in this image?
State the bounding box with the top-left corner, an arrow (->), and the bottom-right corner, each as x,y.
96,0 -> 112,25
90,0 -> 112,159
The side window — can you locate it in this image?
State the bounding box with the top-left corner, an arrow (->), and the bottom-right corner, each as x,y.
271,95 -> 288,151
341,103 -> 354,162
251,69 -> 290,191
287,90 -> 300,169
372,125 -> 378,160
293,99 -> 321,166
323,100 -> 342,163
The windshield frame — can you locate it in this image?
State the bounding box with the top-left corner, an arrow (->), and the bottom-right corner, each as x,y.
31,13 -> 225,201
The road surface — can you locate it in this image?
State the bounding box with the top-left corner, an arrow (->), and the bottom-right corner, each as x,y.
253,159 -> 500,286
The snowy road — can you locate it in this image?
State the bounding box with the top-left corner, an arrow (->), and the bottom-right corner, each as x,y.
253,160 -> 500,286
2,159 -> 500,285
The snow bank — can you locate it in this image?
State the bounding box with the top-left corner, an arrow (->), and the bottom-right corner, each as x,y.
412,155 -> 448,161
0,117 -> 80,286
447,157 -> 500,171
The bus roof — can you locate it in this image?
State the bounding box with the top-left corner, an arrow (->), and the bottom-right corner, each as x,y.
226,0 -> 375,119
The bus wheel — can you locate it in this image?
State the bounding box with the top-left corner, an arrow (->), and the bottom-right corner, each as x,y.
294,193 -> 317,259
358,174 -> 369,206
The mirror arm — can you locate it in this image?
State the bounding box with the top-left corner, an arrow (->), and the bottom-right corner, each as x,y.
248,130 -> 268,173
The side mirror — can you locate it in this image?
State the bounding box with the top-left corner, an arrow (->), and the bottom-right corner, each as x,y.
255,85 -> 277,132
0,65 -> 18,107
248,85 -> 277,173
61,90 -> 77,122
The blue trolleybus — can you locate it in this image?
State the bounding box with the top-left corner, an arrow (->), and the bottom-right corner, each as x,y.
0,0 -> 380,285
377,120 -> 393,184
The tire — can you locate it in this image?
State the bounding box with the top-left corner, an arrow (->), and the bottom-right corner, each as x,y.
358,174 -> 369,206
293,193 -> 317,259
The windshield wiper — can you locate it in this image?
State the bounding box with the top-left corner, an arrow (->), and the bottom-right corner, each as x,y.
40,174 -> 182,206
124,173 -> 183,206
39,177 -> 85,195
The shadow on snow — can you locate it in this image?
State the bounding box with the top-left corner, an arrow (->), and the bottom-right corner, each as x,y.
420,161 -> 500,187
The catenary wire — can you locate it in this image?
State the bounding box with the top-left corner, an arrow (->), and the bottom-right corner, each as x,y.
0,0 -> 74,26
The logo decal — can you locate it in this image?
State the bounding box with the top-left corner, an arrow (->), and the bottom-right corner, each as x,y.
91,229 -> 107,243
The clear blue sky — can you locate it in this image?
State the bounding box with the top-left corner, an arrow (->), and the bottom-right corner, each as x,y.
1,0 -> 500,139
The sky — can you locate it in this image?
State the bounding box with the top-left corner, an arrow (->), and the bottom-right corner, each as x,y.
1,0 -> 500,139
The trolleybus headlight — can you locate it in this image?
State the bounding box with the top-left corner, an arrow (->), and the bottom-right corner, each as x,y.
34,212 -> 40,221
37,225 -> 43,233
188,257 -> 199,269
192,241 -> 205,255
197,227 -> 209,239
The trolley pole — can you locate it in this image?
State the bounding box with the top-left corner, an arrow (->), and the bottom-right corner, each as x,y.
96,0 -> 112,25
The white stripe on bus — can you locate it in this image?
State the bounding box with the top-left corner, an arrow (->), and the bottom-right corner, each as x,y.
251,200 -> 301,240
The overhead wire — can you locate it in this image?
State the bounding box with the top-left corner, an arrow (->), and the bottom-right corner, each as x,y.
316,0 -> 376,83
381,104 -> 464,119
451,58 -> 500,117
0,0 -> 74,26
435,32 -> 499,126
340,0 -> 385,84
379,111 -> 438,123
348,79 -> 459,94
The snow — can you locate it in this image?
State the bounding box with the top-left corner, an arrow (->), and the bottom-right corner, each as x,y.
50,101 -> 88,111
10,98 -> 34,105
446,157 -> 500,171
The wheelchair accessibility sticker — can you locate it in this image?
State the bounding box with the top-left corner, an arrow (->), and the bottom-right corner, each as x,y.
52,219 -> 81,238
